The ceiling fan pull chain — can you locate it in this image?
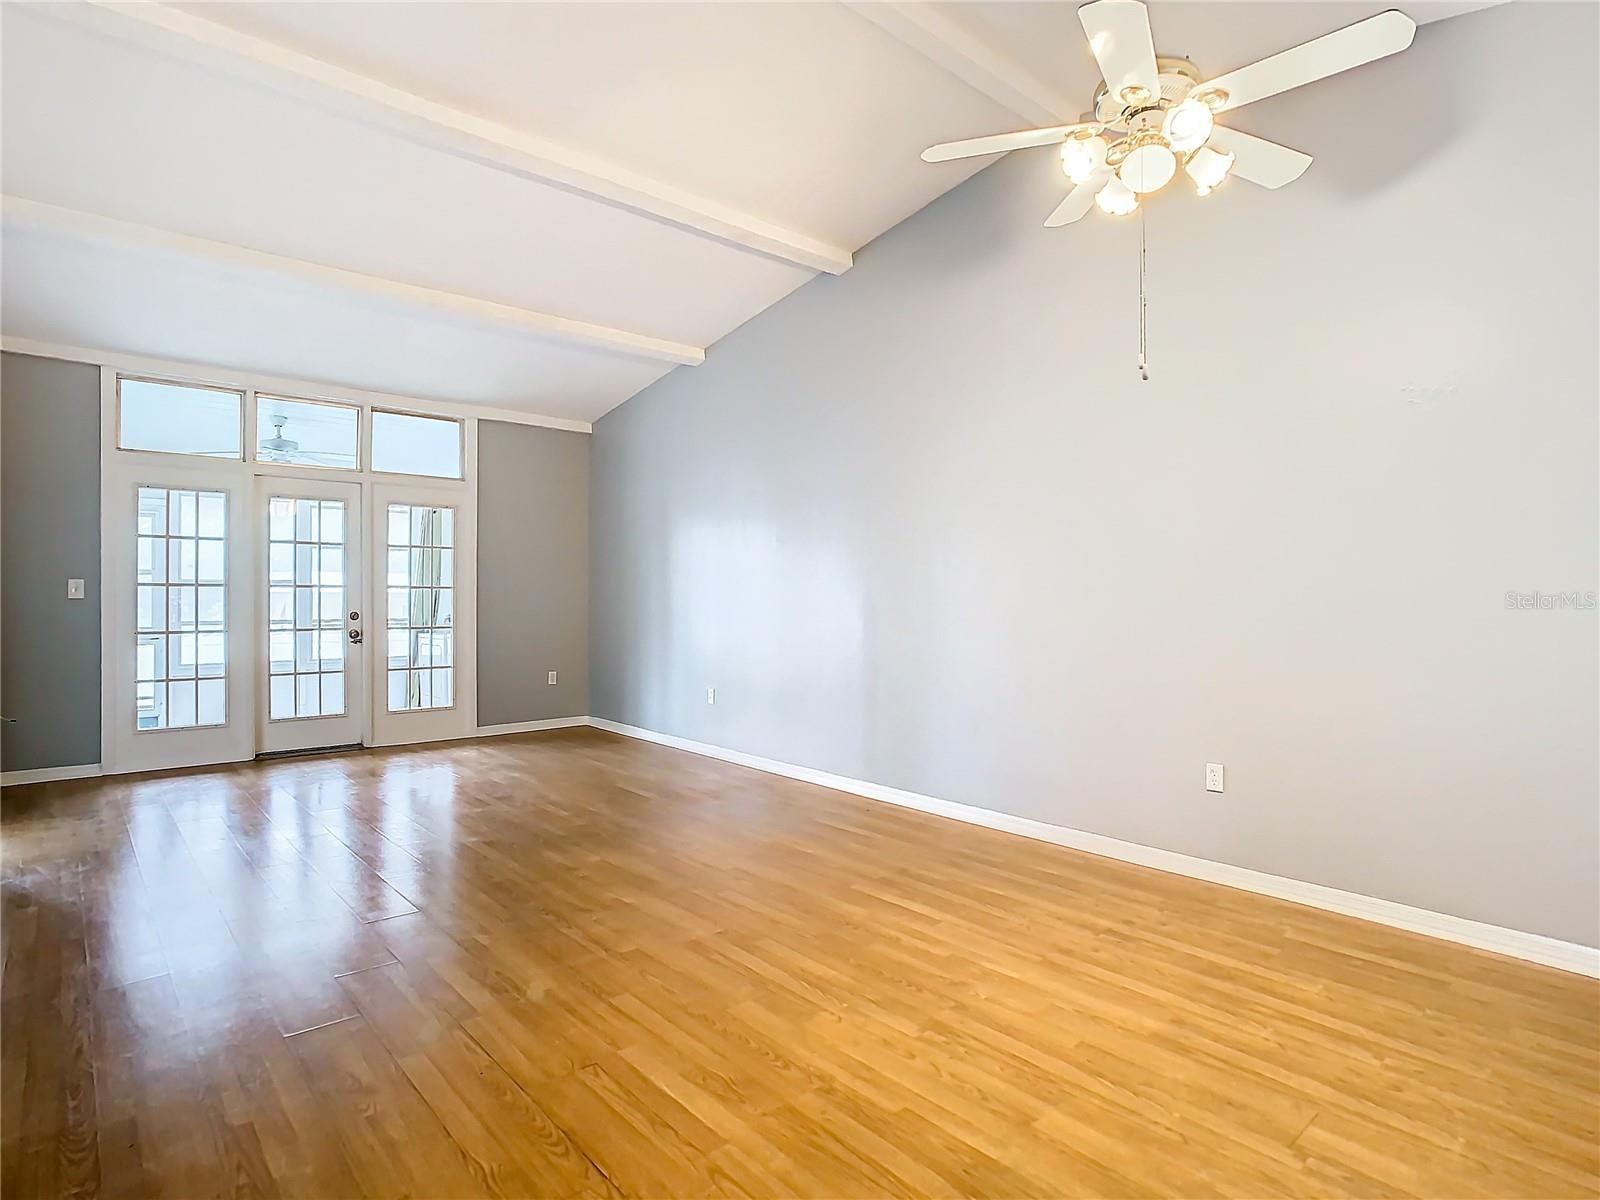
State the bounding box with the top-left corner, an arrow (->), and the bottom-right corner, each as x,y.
1138,205 -> 1149,381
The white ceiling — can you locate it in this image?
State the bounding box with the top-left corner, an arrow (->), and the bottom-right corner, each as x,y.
0,1 -> 1489,424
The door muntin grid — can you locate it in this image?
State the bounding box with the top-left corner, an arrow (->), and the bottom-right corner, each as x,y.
135,486 -> 227,730
267,497 -> 349,721
385,503 -> 455,712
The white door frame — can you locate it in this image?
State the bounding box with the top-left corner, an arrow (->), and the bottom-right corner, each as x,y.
98,366 -> 477,775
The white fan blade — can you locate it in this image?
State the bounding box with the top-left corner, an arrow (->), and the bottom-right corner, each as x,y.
1206,126 -> 1313,189
1078,0 -> 1160,104
1198,10 -> 1416,114
922,123 -> 1098,163
1044,171 -> 1110,227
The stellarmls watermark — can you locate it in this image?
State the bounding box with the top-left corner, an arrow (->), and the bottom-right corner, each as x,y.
1504,590 -> 1598,611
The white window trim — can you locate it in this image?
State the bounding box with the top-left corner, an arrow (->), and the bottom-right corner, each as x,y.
97,362 -> 483,774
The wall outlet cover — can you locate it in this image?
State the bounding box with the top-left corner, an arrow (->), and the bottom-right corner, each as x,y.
1205,763 -> 1225,793
706,687 -> 716,705
547,671 -> 558,685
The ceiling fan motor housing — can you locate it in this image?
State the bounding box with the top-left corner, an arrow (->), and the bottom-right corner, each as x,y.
1093,56 -> 1200,125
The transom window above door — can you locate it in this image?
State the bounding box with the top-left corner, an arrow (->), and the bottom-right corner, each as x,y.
119,378 -> 243,459
112,373 -> 465,479
257,396 -> 360,470
371,410 -> 462,479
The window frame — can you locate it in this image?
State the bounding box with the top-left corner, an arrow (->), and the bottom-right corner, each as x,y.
115,374 -> 246,461
89,350 -> 491,773
368,407 -> 465,482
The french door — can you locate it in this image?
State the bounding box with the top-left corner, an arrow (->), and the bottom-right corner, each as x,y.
107,470 -> 473,772
257,478 -> 366,753
258,476 -> 474,751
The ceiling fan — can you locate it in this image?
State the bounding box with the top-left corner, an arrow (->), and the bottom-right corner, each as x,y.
922,1 -> 1417,226
256,416 -> 349,466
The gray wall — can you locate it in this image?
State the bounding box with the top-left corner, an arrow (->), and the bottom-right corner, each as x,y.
1,352 -> 102,772
477,420 -> 589,724
591,3 -> 1600,947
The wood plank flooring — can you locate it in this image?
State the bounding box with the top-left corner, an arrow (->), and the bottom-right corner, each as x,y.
3,727 -> 1597,1198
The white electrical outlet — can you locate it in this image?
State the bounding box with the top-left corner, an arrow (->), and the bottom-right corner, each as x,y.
547,671 -> 558,685
706,687 -> 716,705
1205,763 -> 1225,793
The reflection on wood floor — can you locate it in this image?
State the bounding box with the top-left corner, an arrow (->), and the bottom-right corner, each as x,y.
3,727 -> 1597,1198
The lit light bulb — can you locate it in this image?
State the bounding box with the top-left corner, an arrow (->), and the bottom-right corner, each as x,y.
1117,143 -> 1177,194
1162,99 -> 1214,153
1094,175 -> 1139,216
1185,145 -> 1235,196
1059,134 -> 1108,185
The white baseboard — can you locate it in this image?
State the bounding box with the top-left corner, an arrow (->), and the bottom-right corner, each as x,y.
1,762 -> 104,787
475,716 -> 591,738
26,722 -> 584,783
586,718 -> 1600,979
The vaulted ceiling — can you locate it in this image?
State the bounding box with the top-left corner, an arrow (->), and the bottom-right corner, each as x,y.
0,1 -> 1490,424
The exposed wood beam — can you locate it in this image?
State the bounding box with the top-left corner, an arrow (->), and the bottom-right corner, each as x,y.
2,195 -> 707,367
843,2 -> 1080,128
51,2 -> 854,276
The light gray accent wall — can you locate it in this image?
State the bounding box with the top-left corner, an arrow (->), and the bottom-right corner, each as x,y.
591,3 -> 1600,947
1,352 -> 102,772
477,420 -> 589,724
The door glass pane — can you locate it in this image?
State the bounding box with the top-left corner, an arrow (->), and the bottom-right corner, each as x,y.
266,496 -> 348,721
385,503 -> 455,712
135,485 -> 227,730
256,396 -> 360,470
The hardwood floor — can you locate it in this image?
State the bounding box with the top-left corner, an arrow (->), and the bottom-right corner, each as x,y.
3,727 -> 1596,1199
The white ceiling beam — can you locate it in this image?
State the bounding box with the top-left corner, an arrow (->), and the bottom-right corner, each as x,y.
843,2 -> 1080,127
0,335 -> 595,434
50,1 -> 854,276
2,195 -> 707,367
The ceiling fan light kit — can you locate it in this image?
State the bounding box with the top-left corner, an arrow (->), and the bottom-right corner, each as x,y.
1185,145 -> 1234,196
1059,132 -> 1108,185
921,0 -> 1418,374
923,3 -> 1415,219
1095,175 -> 1139,216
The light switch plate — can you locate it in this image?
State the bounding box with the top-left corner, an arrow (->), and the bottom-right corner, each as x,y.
66,578 -> 85,600
547,671 -> 558,685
